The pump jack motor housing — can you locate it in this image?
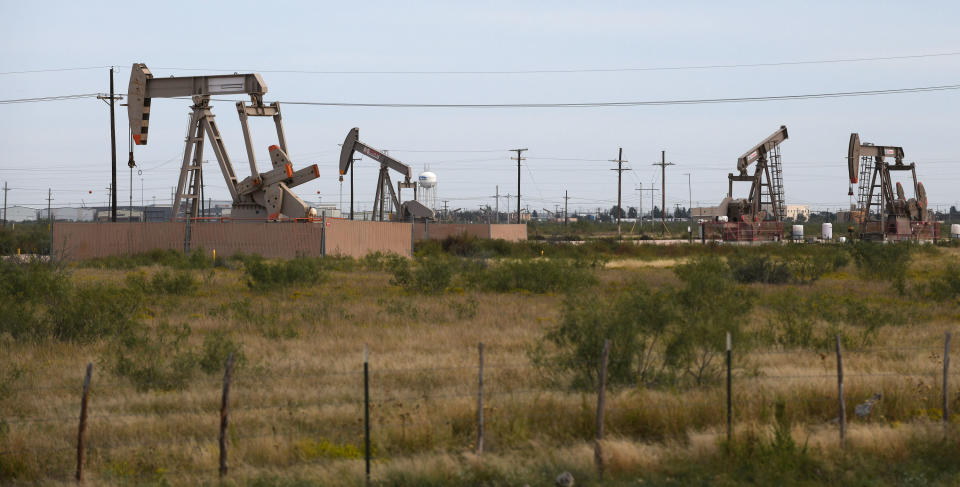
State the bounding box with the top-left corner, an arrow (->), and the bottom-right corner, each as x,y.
127,63 -> 320,221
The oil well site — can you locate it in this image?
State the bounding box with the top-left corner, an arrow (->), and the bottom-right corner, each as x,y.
3,3 -> 960,486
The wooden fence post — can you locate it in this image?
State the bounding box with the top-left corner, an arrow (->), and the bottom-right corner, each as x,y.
75,362 -> 92,483
218,353 -> 234,478
595,339 -> 610,479
944,332 -> 951,425
726,332 -> 732,451
364,345 -> 371,486
835,335 -> 845,449
476,342 -> 485,455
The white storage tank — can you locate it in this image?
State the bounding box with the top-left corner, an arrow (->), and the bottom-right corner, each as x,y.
952,224 -> 960,239
822,223 -> 833,241
838,236 -> 847,243
792,225 -> 804,241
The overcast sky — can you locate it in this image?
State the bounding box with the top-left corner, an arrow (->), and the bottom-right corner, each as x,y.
1,1 -> 959,215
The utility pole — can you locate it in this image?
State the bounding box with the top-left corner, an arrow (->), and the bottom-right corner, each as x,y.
683,172 -> 692,222
96,68 -> 121,222
349,156 -> 359,220
652,151 -> 674,235
442,200 -> 450,222
47,189 -> 53,255
635,184 -> 656,232
563,190 -> 569,227
511,148 -> 527,224
491,185 -> 500,224
505,194 -> 511,223
610,148 -> 629,241
2,181 -> 8,228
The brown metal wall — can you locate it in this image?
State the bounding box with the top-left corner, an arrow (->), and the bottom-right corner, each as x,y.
488,224 -> 528,241
53,222 -> 185,260
326,220 -> 413,258
190,222 -> 324,258
54,221 -> 414,260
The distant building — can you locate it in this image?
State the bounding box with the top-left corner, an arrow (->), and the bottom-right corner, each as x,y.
38,207 -> 96,222
3,205 -> 38,222
784,204 -> 810,220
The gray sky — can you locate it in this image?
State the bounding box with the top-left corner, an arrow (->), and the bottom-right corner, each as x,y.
2,1 -> 959,215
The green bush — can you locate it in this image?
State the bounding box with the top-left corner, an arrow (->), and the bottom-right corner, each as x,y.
667,255 -> 753,384
728,253 -> 792,284
924,262 -> 960,301
0,261 -> 140,342
199,331 -> 245,374
245,257 -> 325,289
463,258 -> 597,294
534,281 -> 675,388
81,248 -> 216,270
110,322 -> 198,391
850,242 -> 914,292
386,255 -> 455,294
126,269 -> 200,295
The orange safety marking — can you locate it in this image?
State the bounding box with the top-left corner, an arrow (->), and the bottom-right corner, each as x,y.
285,164 -> 293,178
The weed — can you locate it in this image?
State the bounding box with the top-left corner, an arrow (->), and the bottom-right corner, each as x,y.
110,322 -> 198,391
199,331 -> 245,374
245,257 -> 325,289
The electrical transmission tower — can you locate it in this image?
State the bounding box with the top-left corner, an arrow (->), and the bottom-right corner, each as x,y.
652,151 -> 675,235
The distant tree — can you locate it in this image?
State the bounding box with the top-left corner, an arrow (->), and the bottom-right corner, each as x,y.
532,210 -> 538,218
627,207 -> 638,218
609,205 -> 625,218
652,206 -> 662,219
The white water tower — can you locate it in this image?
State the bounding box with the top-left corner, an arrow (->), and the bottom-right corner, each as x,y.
417,170 -> 439,211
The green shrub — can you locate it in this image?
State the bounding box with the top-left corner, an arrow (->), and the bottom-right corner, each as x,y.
81,248 -> 215,270
850,242 -> 914,292
924,262 -> 960,301
126,269 -> 199,295
48,283 -> 141,342
667,255 -> 753,385
110,322 -> 198,391
387,255 -> 454,294
464,258 -> 596,294
534,281 -> 675,388
245,257 -> 325,289
199,331 -> 245,374
728,253 -> 792,284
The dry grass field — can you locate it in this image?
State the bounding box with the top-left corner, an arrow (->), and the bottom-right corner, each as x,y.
2,242 -> 960,486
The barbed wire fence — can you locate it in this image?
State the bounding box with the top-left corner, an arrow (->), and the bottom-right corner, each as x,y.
0,332 -> 955,483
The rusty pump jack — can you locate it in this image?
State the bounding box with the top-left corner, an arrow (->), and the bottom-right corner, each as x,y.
718,125 -> 788,222
847,133 -> 931,240
127,63 -> 320,221
338,128 -> 435,221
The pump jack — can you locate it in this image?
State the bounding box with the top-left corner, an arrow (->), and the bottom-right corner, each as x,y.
847,133 -> 935,240
718,125 -> 788,223
338,128 -> 435,221
127,63 -> 320,221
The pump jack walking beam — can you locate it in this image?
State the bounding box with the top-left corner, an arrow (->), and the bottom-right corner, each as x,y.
127,63 -> 318,220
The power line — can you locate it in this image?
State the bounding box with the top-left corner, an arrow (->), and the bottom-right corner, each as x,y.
5,82 -> 960,108
0,93 -> 101,104
146,50 -> 960,75
0,66 -> 111,76
253,83 -> 960,108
